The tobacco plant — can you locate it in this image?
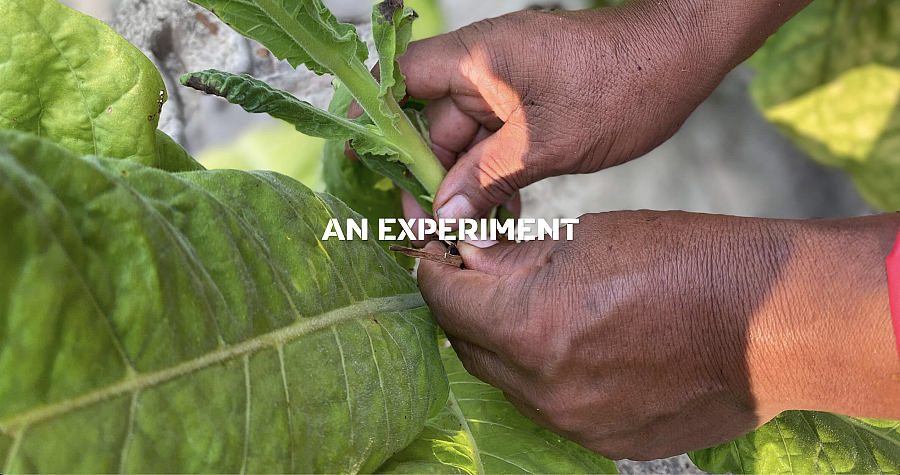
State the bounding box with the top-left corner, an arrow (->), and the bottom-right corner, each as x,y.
0,0 -> 898,474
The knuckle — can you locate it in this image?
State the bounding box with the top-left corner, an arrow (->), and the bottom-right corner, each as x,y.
473,159 -> 521,202
541,400 -> 585,435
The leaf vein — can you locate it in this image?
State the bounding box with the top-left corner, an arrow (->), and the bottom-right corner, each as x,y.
0,293 -> 426,433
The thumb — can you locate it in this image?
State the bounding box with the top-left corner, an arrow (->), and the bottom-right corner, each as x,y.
433,124 -> 547,220
398,32 -> 471,100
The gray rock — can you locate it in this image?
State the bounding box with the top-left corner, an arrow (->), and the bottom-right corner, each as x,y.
617,454 -> 712,475
110,0 -> 375,154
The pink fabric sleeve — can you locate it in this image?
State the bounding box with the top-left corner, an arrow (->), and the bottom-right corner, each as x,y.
885,227 -> 900,361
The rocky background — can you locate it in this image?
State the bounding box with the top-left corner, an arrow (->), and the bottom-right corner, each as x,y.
58,0 -> 876,473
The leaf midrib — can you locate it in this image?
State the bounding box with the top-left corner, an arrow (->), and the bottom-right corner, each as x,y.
447,389 -> 485,475
0,292 -> 426,434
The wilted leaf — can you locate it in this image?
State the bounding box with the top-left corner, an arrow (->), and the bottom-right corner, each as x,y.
0,129 -> 448,473
690,411 -> 900,474
0,0 -> 167,168
181,70 -> 387,144
376,341 -> 619,474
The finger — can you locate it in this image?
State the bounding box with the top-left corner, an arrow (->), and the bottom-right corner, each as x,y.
433,121 -> 548,220
417,241 -> 542,351
465,126 -> 494,152
343,141 -> 359,161
397,33 -> 471,101
400,191 -> 433,247
447,336 -> 524,396
423,97 -> 480,162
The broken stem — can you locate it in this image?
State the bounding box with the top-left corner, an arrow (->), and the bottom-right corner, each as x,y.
389,245 -> 464,268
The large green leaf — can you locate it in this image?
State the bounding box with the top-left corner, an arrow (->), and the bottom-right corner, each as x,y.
0,129 -> 448,473
186,0 -> 368,76
689,412 -> 900,474
750,0 -> 900,210
0,0 -> 169,169
376,341 -> 619,474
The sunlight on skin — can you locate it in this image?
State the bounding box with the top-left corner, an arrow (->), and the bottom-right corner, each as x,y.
745,222 -> 900,422
398,44 -> 531,242
446,45 -> 531,195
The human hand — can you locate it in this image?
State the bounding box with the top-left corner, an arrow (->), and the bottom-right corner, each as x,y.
417,212 -> 900,459
350,3 -> 737,225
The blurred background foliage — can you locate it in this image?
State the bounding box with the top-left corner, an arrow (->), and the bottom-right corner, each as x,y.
747,0 -> 900,211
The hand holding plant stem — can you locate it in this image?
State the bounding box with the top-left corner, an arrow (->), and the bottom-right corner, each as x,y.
355,0 -> 815,224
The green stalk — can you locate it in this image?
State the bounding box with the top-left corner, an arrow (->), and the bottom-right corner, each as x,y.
336,59 -> 447,196
251,1 -> 446,195
250,2 -> 447,196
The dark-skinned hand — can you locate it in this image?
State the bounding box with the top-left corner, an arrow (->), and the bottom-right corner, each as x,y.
348,0 -> 814,231
418,212 -> 900,460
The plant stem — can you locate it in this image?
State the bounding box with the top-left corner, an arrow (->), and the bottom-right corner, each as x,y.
336,59 -> 447,197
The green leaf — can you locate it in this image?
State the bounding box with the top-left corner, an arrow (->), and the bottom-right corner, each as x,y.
0,0 -> 167,168
181,70 -> 388,144
373,0 -> 419,117
354,107 -> 436,211
179,69 -> 438,211
357,147 -> 434,211
0,129 -> 448,473
325,81 -> 434,215
377,341 -> 619,474
750,0 -> 900,211
689,411 -> 900,474
154,130 -> 206,173
187,0 -> 368,76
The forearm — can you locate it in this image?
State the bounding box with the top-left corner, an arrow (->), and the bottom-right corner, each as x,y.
588,0 -> 814,95
666,0 -> 815,71
752,214 -> 900,419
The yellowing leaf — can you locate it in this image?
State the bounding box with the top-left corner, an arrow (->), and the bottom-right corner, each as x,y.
764,64 -> 900,164
748,0 -> 900,211
0,0 -> 167,168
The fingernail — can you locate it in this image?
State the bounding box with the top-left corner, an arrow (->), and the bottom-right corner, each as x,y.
465,237 -> 498,248
436,195 -> 475,220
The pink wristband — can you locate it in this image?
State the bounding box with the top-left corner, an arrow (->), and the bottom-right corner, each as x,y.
885,227 -> 900,361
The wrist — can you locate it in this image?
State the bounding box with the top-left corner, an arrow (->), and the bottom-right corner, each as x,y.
748,215 -> 900,419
